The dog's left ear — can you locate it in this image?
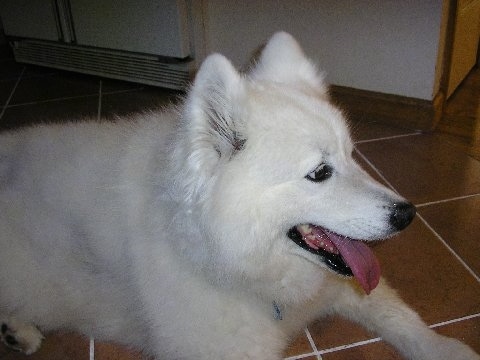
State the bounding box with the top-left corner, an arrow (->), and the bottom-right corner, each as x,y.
250,32 -> 327,94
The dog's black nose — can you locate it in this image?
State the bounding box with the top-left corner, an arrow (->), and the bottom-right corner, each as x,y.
390,202 -> 416,231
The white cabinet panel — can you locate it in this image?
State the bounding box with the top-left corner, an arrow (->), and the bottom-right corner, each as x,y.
0,1 -> 59,41
69,0 -> 191,58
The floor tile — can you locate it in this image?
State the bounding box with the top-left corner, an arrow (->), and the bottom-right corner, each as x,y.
0,80 -> 16,105
353,149 -> 392,187
0,97 -> 98,131
434,316 -> 480,354
0,45 -> 14,60
0,332 -> 89,360
356,134 -> 480,204
375,218 -> 480,324
418,195 -> 480,277
283,330 -> 314,358
101,78 -> 144,94
95,341 -> 148,359
22,65 -> 59,79
0,59 -> 25,81
101,87 -> 181,119
10,72 -> 100,105
309,316 -> 374,352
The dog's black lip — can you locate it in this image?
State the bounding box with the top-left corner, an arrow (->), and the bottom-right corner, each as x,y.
287,227 -> 353,277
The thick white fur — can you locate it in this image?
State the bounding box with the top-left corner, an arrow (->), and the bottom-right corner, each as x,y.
0,32 -> 478,359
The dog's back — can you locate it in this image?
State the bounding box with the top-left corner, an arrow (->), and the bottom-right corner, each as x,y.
0,114 -> 177,348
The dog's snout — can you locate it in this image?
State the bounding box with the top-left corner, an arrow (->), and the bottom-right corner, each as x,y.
390,202 -> 416,231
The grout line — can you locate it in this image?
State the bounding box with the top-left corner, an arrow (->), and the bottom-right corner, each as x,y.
3,87 -> 145,110
417,213 -> 480,283
304,327 -> 323,360
284,351 -> 318,360
97,80 -> 103,120
305,327 -> 319,352
429,313 -> 480,329
102,86 -> 146,96
416,193 -> 480,208
4,93 -> 99,108
354,132 -> 422,144
318,337 -> 382,355
0,66 -> 25,119
89,337 -> 95,360
354,148 -> 399,194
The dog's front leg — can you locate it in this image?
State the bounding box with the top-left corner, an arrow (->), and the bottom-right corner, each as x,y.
330,278 -> 479,360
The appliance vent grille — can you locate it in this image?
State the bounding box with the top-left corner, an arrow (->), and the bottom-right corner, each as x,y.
13,40 -> 193,90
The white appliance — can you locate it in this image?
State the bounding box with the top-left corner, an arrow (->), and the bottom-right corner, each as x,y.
0,0 -> 194,89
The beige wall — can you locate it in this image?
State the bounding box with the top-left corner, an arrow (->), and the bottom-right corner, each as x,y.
201,1 -> 443,100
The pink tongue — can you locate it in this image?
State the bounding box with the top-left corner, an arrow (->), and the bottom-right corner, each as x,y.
311,227 -> 381,294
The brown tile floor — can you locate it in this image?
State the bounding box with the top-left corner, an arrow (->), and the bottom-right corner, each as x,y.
1,45 -> 479,359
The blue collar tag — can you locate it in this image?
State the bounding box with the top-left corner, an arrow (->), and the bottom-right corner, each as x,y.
272,301 -> 283,320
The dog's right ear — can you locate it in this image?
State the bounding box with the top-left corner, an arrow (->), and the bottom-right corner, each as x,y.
250,32 -> 327,94
176,54 -> 245,202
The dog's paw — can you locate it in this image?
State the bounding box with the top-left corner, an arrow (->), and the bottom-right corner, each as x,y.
1,321 -> 44,355
425,335 -> 480,360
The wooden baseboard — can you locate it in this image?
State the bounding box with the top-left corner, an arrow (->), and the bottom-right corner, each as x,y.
329,85 -> 443,132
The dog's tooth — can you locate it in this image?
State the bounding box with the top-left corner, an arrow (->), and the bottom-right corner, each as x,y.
298,224 -> 312,235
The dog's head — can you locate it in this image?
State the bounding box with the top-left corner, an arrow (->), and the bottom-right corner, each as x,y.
173,32 -> 415,300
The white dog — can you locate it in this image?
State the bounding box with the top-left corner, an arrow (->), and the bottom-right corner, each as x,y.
0,32 -> 478,360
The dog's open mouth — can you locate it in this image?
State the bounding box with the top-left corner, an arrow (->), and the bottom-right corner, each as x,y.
287,224 -> 381,294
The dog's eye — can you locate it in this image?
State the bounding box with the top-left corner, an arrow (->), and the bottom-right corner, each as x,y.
306,163 -> 333,182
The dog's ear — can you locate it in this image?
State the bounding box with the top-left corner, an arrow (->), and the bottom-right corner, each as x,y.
187,53 -> 246,156
250,32 -> 327,93
177,54 -> 246,202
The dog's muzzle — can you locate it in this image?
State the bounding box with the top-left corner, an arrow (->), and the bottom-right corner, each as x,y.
287,201 -> 416,295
